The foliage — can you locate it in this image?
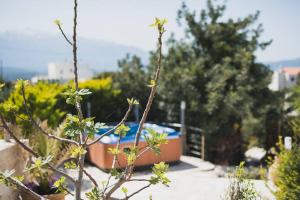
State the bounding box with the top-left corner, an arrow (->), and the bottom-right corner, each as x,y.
150,162 -> 170,186
144,0 -> 272,164
0,8 -> 169,199
223,162 -> 261,200
270,139 -> 300,200
1,81 -> 66,136
123,146 -> 138,165
78,77 -> 123,123
97,55 -> 167,122
98,0 -> 277,164
63,114 -> 103,138
1,78 -> 121,138
0,81 -> 12,103
0,170 -> 17,187
63,88 -> 92,106
25,122 -> 69,195
144,129 -> 168,155
30,121 -> 63,160
53,176 -> 67,193
86,187 -> 101,200
115,123 -> 130,136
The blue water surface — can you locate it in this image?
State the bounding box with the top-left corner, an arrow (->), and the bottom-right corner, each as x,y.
96,122 -> 180,144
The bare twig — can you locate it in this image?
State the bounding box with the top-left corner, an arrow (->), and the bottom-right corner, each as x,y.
103,133 -> 123,193
47,164 -> 75,184
0,113 -> 76,184
64,187 -> 75,196
125,183 -> 152,199
0,172 -> 45,200
127,178 -> 150,182
0,113 -> 38,157
57,24 -> 73,46
88,105 -> 132,146
69,1 -> 86,199
20,83 -> 79,146
136,147 -> 151,160
78,162 -> 98,187
104,178 -> 127,199
133,26 -> 164,146
72,0 -> 79,91
105,22 -> 165,199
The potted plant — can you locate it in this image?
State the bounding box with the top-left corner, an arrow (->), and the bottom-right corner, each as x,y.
21,122 -> 69,200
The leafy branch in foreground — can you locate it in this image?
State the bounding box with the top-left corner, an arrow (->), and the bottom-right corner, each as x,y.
0,1 -> 169,198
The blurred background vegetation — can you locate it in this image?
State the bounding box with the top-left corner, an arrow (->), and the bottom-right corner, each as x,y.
1,0 -> 300,166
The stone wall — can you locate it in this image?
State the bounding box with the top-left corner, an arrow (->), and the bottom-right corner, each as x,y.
0,140 -> 28,200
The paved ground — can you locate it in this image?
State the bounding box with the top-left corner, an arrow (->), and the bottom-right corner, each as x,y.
66,156 -> 274,200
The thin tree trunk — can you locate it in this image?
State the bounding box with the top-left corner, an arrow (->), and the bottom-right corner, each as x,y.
75,154 -> 85,200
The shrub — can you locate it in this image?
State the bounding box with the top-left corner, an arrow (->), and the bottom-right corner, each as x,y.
223,162 -> 261,200
1,78 -> 123,137
1,81 -> 66,136
78,77 -> 123,122
271,140 -> 300,200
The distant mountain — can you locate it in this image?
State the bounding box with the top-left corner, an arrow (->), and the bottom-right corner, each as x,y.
265,57 -> 300,71
1,66 -> 35,81
0,31 -> 149,80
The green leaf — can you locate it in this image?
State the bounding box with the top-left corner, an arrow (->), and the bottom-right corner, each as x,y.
149,18 -> 168,30
108,147 -> 121,155
123,146 -> 138,165
144,129 -> 168,155
64,161 -> 78,169
147,80 -> 156,87
0,170 -> 16,187
53,19 -> 62,26
63,114 -> 81,137
78,88 -> 92,96
14,175 -> 24,182
53,176 -> 67,193
63,88 -> 91,105
110,168 -> 121,177
15,79 -> 29,90
115,124 -> 130,136
127,98 -> 139,105
70,146 -> 86,158
150,162 -> 170,186
121,187 -> 128,196
86,187 -> 101,200
25,156 -> 53,172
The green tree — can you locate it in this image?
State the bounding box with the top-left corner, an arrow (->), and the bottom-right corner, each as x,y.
150,0 -> 272,164
97,54 -> 167,122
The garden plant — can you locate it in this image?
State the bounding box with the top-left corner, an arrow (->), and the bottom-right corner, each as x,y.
0,0 -> 170,199
269,137 -> 300,200
223,162 -> 261,200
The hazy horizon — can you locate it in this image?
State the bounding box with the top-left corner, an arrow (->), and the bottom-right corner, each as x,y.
1,0 -> 300,63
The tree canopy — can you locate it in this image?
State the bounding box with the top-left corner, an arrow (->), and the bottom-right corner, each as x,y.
147,0 -> 273,163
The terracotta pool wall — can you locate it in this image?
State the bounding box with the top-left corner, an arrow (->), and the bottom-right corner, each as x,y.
87,137 -> 182,170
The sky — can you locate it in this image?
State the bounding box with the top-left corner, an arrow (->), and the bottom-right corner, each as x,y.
0,0 -> 300,62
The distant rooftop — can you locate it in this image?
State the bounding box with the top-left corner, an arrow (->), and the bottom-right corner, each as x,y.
281,67 -> 300,76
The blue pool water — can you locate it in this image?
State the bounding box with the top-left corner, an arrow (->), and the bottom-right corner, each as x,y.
96,122 -> 181,144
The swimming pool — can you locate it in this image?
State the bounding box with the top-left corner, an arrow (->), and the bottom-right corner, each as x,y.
87,122 -> 182,169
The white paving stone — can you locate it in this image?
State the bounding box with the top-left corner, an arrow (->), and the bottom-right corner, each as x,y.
66,156 -> 274,200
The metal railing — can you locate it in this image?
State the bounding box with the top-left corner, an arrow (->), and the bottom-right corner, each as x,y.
162,122 -> 205,160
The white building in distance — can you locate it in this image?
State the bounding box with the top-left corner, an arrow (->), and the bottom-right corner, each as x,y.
32,61 -> 94,83
269,67 -> 300,91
